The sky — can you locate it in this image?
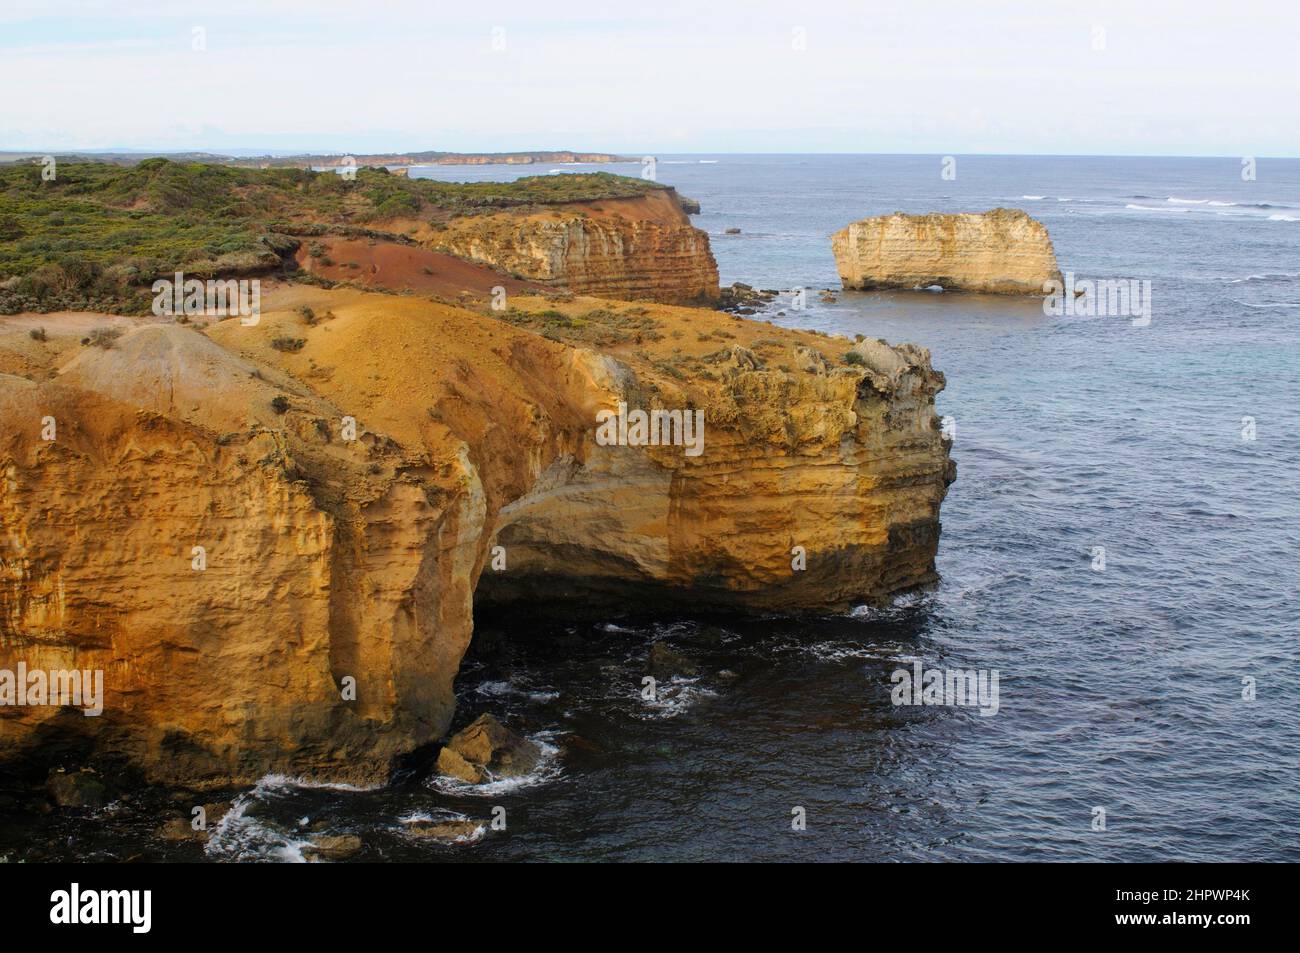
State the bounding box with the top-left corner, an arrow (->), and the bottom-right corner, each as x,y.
2,0 -> 1296,157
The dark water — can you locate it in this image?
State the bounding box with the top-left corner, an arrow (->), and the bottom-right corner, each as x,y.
5,156 -> 1298,862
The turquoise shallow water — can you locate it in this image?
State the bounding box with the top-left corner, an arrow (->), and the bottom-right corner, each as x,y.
4,155 -> 1297,862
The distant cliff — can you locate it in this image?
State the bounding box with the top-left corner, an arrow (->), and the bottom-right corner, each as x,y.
415,189 -> 720,304
238,151 -> 635,170
0,150 -> 636,169
832,208 -> 1063,295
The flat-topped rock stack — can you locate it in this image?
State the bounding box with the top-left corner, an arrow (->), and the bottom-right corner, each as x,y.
831,208 -> 1063,295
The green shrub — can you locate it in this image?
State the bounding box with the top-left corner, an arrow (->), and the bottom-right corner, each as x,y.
86,326 -> 122,348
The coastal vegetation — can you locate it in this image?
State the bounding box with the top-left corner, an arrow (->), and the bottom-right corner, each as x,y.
0,158 -> 667,314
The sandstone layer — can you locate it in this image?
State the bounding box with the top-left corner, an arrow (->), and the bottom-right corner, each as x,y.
407,190 -> 719,304
831,208 -> 1063,295
0,286 -> 952,786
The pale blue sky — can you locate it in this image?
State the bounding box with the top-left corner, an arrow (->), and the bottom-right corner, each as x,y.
2,0 -> 1296,156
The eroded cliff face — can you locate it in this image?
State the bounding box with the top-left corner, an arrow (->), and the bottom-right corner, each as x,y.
0,287 -> 951,785
476,338 -> 951,614
831,208 -> 1063,295
412,190 -> 719,304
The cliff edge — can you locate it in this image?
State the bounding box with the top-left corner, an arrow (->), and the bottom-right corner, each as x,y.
404,189 -> 719,305
0,288 -> 952,786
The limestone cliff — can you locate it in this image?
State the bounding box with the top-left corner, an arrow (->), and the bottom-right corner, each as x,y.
831,208 -> 1063,295
414,190 -> 719,304
0,287 -> 951,786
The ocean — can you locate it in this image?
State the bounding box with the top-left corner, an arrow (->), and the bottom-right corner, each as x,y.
5,155 -> 1297,862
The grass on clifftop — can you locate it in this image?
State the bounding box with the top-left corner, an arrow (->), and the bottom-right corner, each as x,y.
0,159 -> 667,314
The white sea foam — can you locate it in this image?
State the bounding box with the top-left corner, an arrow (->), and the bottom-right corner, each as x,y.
474,677 -> 559,702
254,773 -> 383,793
1021,195 -> 1045,200
1167,196 -> 1209,204
1268,214 -> 1299,222
202,772 -> 388,862
801,641 -> 880,662
1228,273 -> 1299,283
204,783 -> 311,862
635,675 -> 717,720
853,591 -> 926,615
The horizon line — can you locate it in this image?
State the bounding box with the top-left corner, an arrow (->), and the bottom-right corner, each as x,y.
3,148 -> 1299,161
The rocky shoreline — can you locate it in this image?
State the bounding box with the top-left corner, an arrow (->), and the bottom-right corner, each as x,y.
0,162 -> 972,796
0,280 -> 954,788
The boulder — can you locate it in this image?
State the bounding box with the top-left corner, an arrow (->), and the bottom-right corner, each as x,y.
648,642 -> 699,678
159,802 -> 230,841
158,817 -> 195,841
45,768 -> 108,810
302,834 -> 362,861
436,714 -> 541,783
403,819 -> 484,843
435,746 -> 488,784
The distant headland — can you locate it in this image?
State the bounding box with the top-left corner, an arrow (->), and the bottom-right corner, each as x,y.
0,150 -> 637,169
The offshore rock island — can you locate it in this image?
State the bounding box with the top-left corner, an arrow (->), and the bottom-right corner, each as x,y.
0,159 -> 953,786
832,208 -> 1063,295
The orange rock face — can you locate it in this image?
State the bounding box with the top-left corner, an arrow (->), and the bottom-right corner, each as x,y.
0,287 -> 951,785
832,208 -> 1063,295
421,190 -> 720,304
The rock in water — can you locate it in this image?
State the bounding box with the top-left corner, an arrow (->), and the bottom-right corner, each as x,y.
403,819 -> 484,843
648,643 -> 699,677
45,768 -> 108,810
436,714 -> 541,784
302,834 -> 362,861
435,747 -> 488,784
831,208 -> 1063,295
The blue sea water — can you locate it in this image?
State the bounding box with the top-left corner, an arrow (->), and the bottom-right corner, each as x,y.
7,156 -> 1296,862
408,155 -> 1300,861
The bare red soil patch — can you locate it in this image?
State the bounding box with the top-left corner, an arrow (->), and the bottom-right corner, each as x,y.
295,237 -> 541,299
